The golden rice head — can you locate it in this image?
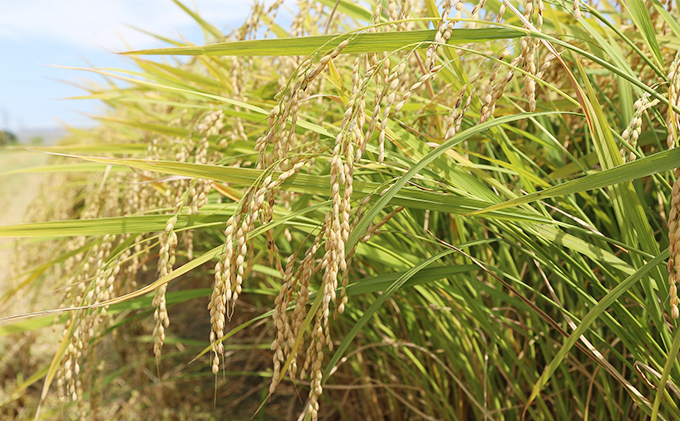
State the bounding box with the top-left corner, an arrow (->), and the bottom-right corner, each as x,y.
57,235 -> 120,402
620,93 -> 658,162
573,0 -> 581,20
468,0 -> 489,29
152,213 -> 179,362
669,169 -> 680,320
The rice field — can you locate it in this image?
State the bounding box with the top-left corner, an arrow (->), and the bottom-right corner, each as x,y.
2,0 -> 680,420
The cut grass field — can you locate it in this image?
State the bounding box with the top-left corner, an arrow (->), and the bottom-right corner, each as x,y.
0,150 -> 48,287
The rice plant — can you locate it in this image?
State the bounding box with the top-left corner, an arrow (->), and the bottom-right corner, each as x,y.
2,0 -> 680,419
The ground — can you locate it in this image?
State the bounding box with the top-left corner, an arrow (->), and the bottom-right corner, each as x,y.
0,149 -> 48,288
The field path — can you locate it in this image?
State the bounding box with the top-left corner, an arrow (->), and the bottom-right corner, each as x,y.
0,149 -> 49,289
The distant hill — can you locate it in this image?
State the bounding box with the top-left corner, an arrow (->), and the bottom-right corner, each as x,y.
15,127 -> 68,146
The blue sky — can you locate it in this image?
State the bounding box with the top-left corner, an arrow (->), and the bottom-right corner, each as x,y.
0,0 -> 260,132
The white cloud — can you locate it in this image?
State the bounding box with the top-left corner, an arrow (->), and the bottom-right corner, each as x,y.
0,0 -> 257,50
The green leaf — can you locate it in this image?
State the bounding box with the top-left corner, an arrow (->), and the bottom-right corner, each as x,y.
651,319 -> 680,420
652,0 -> 680,40
0,214 -> 228,238
322,249 -> 455,381
466,147 -> 680,217
317,0 -> 374,22
30,153 -> 553,224
169,0 -> 223,39
0,163 -> 131,177
125,28 -> 524,57
524,250 -> 668,413
530,224 -> 634,275
347,111 -> 564,252
625,0 -> 664,69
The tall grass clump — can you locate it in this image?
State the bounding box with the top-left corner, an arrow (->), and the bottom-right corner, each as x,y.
3,0 -> 680,419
